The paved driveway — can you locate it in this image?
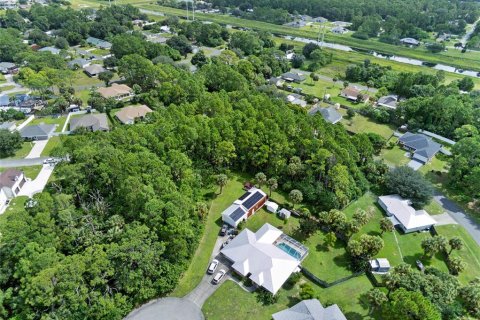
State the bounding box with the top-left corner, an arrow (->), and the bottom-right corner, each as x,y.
25,140 -> 49,159
433,213 -> 458,226
124,297 -> 204,320
434,192 -> 480,245
18,164 -> 55,197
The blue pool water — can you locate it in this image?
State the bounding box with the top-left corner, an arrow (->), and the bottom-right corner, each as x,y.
277,242 -> 302,260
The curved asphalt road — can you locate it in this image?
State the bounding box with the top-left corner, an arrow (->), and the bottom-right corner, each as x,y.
434,192 -> 480,245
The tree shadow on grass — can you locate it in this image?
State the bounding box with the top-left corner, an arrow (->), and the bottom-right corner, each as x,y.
345,312 -> 363,320
368,230 -> 382,237
403,253 -> 431,268
316,243 -> 330,252
332,252 -> 351,270
204,191 -> 217,201
287,296 -> 301,308
215,217 -> 224,227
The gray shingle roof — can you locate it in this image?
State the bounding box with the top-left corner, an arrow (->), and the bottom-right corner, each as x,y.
20,124 -> 56,138
399,132 -> 442,160
84,64 -> 105,76
281,72 -> 306,82
272,299 -> 347,320
70,114 -> 109,132
309,106 -> 342,124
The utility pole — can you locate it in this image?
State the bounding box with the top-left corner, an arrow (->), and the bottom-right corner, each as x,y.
192,0 -> 195,21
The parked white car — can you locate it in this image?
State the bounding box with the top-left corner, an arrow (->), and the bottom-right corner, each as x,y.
207,259 -> 219,274
212,269 -> 226,284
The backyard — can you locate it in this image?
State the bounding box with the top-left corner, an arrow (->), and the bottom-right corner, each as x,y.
339,110 -> 395,139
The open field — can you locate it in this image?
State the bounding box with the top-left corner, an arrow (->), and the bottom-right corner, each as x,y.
338,109 -> 395,139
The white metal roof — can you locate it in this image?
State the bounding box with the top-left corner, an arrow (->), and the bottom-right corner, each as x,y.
379,195 -> 436,230
221,223 -> 300,294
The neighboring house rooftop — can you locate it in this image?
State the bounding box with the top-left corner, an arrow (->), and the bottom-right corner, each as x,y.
400,38 -> 420,45
281,72 -> 306,82
341,86 -> 369,101
0,169 -> 23,189
309,106 -> 342,124
86,36 -> 112,49
0,95 -> 9,106
0,121 -> 16,131
272,299 -> 347,320
331,26 -> 348,34
38,46 -> 61,54
84,64 -> 105,76
399,132 -> 442,163
378,195 -> 437,231
98,84 -> 133,99
68,58 -> 89,69
20,124 -> 56,138
221,223 -> 308,294
377,95 -> 399,109
115,105 -> 153,124
70,113 -> 109,132
286,94 -> 307,107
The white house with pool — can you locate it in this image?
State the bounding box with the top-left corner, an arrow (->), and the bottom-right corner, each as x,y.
220,223 -> 308,294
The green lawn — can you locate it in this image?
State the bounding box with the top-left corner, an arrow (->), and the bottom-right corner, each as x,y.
2,196 -> 28,214
30,116 -> 67,132
424,201 -> 445,215
302,230 -> 353,282
419,156 -> 449,174
0,85 -> 15,92
0,74 -> 5,82
339,110 -> 395,139
436,224 -> 480,284
41,136 -> 63,156
203,275 -> 373,320
1,142 -> 33,160
76,89 -> 91,104
72,70 -> 104,87
345,193 -> 404,267
380,146 -> 410,167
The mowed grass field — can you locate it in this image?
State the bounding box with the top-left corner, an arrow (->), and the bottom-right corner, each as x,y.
338,109 -> 395,139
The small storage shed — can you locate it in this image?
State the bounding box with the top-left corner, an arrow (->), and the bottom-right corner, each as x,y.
369,258 -> 391,273
265,201 -> 279,213
278,208 -> 291,220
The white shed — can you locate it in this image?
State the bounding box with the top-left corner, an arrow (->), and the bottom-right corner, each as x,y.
265,201 -> 279,213
278,208 -> 291,219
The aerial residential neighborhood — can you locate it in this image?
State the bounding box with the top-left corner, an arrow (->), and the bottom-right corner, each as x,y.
1,0 -> 480,320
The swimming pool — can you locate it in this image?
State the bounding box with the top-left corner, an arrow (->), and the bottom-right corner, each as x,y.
277,242 -> 302,260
